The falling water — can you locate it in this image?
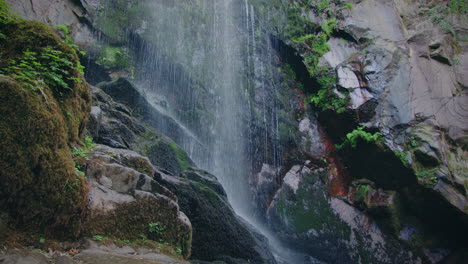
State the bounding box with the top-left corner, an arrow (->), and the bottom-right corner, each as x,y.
97,0 -> 313,262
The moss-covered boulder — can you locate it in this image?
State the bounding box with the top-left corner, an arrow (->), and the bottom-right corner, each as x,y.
84,145 -> 192,259
0,17 -> 91,233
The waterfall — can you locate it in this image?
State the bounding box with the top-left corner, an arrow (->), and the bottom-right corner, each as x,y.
97,0 -> 314,263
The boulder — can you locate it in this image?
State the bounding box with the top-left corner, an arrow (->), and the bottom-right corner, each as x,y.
84,145 -> 192,259
161,171 -> 276,263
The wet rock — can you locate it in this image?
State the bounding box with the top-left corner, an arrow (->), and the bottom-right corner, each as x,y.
96,78 -> 208,165
161,172 -> 276,263
266,164 -> 417,263
298,118 -> 326,158
88,86 -> 146,149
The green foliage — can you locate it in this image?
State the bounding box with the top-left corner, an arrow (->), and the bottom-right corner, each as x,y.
0,47 -> 83,92
316,0 -> 331,12
321,18 -> 337,36
97,45 -> 130,70
0,0 -> 17,24
92,235 -> 105,241
56,24 -> 86,56
148,222 -> 165,234
71,137 -> 96,160
56,24 -> 70,35
175,247 -> 182,255
282,1 -> 349,114
394,149 -> 409,167
448,0 -> 468,14
356,185 -> 370,201
342,3 -> 353,10
416,168 -> 438,187
336,126 -> 383,149
428,5 -> 456,36
39,237 -> 46,244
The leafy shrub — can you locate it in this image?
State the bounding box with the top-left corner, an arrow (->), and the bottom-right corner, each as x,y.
0,0 -> 17,24
0,47 -> 83,93
336,126 -> 383,149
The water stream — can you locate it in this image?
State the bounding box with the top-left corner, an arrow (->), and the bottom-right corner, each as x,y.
99,0 -> 311,262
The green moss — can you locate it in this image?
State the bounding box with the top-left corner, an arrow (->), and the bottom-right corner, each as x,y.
85,197 -> 192,259
168,141 -> 192,171
0,15 -> 91,235
145,140 -> 193,175
276,172 -> 351,237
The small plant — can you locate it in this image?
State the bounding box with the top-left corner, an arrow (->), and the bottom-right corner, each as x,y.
97,45 -> 130,70
394,149 -> 409,167
336,126 -> 383,149
92,235 -> 104,241
342,3 -> 353,10
0,47 -> 84,92
56,24 -> 86,56
139,234 -> 148,243
316,0 -> 331,12
149,222 -> 165,234
356,185 -> 370,201
416,168 -> 438,187
175,247 -> 182,255
39,237 -> 46,244
71,137 -> 96,160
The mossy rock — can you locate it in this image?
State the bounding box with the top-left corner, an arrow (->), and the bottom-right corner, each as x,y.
162,176 -> 272,263
146,140 -> 194,175
86,196 -> 192,259
0,19 -> 91,234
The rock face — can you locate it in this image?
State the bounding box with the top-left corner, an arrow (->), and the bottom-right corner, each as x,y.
322,0 -> 468,213
3,0 -> 468,263
84,145 -> 192,259
87,85 -> 275,263
161,168 -> 276,264
265,163 -> 417,263
5,0 -> 95,44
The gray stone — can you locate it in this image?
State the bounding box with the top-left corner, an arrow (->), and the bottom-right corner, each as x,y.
0,250 -> 49,264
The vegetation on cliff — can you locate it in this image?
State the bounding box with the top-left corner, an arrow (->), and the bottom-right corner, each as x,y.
0,0 -> 91,235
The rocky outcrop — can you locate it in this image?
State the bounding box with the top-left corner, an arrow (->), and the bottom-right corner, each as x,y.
96,78 -> 209,166
264,162 -> 417,264
162,168 -> 276,264
322,0 -> 468,213
83,145 -> 192,258
5,0 -> 95,45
